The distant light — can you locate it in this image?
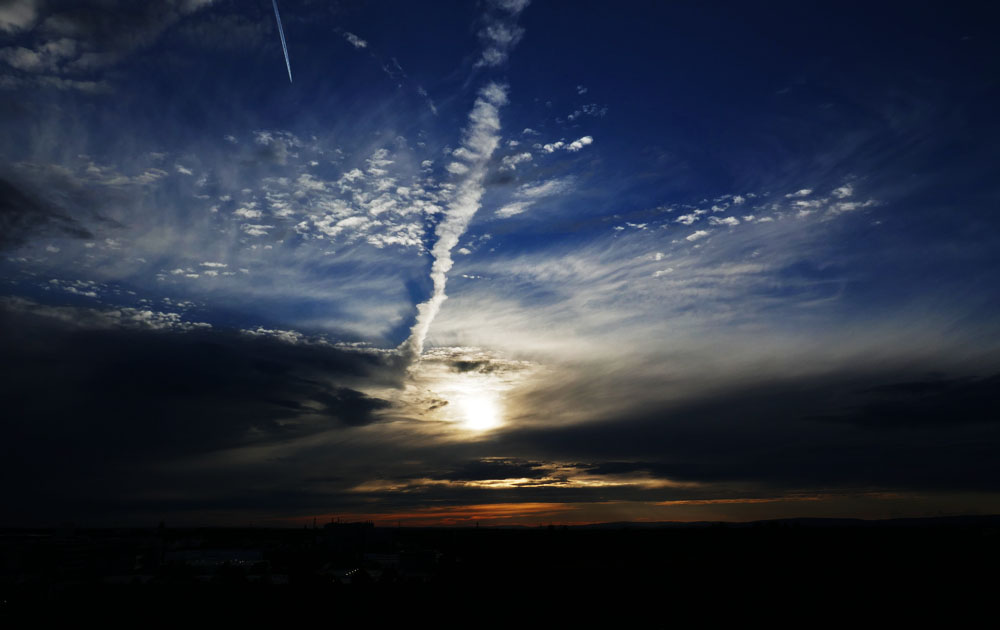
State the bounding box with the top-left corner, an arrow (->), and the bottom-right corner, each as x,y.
456,392 -> 501,431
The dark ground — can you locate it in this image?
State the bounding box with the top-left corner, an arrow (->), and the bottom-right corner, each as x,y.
2,516 -> 996,623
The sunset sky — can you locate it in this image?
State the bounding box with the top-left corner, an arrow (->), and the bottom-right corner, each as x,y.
2,0 -> 999,527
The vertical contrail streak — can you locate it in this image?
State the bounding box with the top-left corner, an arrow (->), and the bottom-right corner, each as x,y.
398,83 -> 508,365
272,0 -> 292,83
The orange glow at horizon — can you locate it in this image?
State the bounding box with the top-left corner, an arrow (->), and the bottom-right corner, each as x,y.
293,502 -> 579,527
287,495 -> 847,528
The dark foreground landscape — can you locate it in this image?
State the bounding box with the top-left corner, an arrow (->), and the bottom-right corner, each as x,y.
2,515 -> 996,622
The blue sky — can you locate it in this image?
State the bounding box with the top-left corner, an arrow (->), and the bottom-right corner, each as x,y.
2,0 -> 999,526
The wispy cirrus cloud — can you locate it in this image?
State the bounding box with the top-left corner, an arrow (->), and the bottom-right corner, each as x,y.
475,0 -> 530,68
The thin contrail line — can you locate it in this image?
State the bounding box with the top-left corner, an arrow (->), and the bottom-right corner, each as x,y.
272,0 -> 292,83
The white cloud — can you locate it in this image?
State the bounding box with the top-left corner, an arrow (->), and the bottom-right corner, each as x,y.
566,136 -> 593,152
832,184 -> 854,199
686,230 -> 711,242
653,268 -> 674,277
476,19 -> 525,67
175,164 -> 193,175
492,0 -> 531,12
242,224 -> 274,237
829,199 -> 876,215
566,104 -> 608,121
518,178 -> 571,198
675,214 -> 700,226
496,202 -> 532,218
132,168 -> 169,185
501,152 -> 533,170
785,188 -> 813,198
399,82 -> 508,361
343,32 -> 368,48
241,326 -> 305,344
233,203 -> 262,219
732,195 -> 745,205
297,173 -> 327,191
339,168 -> 364,183
542,141 -> 565,153
576,84 -> 588,95
708,216 -> 740,227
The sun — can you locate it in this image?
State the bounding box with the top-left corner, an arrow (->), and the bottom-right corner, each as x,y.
455,392 -> 502,432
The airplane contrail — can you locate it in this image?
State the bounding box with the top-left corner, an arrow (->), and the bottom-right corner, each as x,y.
398,83 -> 508,365
272,0 -> 292,83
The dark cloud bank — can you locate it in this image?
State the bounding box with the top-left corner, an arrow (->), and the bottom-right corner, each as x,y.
497,369 -> 1000,494
0,302 -> 402,524
3,297 -> 999,525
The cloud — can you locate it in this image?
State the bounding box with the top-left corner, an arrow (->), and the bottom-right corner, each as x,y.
0,39 -> 78,72
0,299 -> 402,521
500,151 -> 533,170
475,0 -> 530,67
540,136 -> 594,153
0,0 -> 217,91
566,135 -> 594,152
493,367 -> 1000,494
686,230 -> 711,241
495,201 -> 532,218
828,199 -> 876,215
399,83 -> 508,361
241,223 -> 274,236
832,184 -> 854,199
785,188 -> 813,198
518,178 -> 571,198
233,203 -> 262,219
566,104 -> 607,121
493,177 -> 572,219
708,216 -> 739,227
0,175 -> 95,250
343,31 -> 367,49
0,0 -> 41,33
446,161 -> 470,175
492,0 -> 531,12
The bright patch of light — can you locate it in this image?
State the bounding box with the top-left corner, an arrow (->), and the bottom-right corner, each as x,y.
455,391 -> 501,431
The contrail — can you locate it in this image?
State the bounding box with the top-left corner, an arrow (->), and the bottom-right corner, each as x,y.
398,83 -> 508,365
272,0 -> 292,83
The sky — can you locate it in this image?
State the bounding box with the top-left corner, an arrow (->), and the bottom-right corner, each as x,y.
2,0 -> 999,527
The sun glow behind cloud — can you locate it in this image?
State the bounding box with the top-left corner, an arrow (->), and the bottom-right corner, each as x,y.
454,389 -> 502,431
371,347 -> 538,436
